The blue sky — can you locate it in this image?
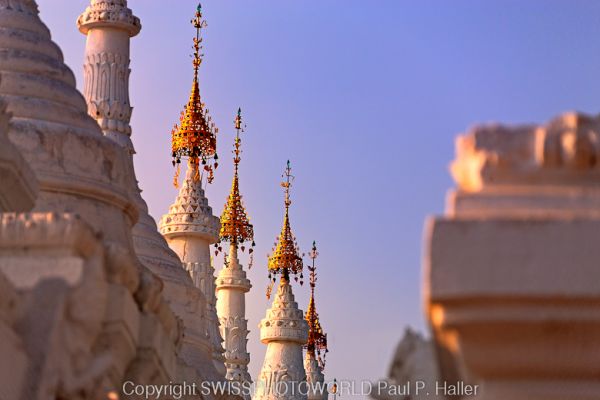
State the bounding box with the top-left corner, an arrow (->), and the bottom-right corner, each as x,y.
38,0 -> 600,396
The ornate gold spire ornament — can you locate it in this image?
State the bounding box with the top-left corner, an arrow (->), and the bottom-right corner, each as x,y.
331,378 -> 338,400
171,3 -> 218,187
266,160 -> 304,297
305,241 -> 328,370
216,108 -> 255,259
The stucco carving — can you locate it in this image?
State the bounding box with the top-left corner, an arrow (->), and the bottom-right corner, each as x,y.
160,164 -> 220,240
77,0 -> 141,36
216,248 -> 252,392
83,52 -> 132,135
185,261 -> 226,367
255,279 -> 308,400
259,280 -> 308,344
160,162 -> 226,378
0,212 -> 114,399
0,99 -> 38,212
220,315 -> 251,381
255,362 -> 308,400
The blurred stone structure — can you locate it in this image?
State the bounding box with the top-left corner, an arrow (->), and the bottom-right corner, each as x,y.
373,328 -> 442,400
0,98 -> 38,400
425,112 -> 600,399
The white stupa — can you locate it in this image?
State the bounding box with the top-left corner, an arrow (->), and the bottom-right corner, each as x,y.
160,161 -> 225,377
254,161 -> 309,400
158,3 -> 226,378
215,108 -> 255,391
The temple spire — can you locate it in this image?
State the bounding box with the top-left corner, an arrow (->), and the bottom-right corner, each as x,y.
217,108 -> 255,255
305,241 -> 328,368
255,163 -> 309,399
304,241 -> 329,400
215,108 -> 254,392
160,3 -> 227,378
267,161 -> 304,296
171,3 -> 218,187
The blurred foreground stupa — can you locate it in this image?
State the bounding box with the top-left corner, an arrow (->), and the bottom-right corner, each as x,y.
381,113 -> 600,400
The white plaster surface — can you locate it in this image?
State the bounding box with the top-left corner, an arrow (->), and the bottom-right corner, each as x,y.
426,112 -> 600,400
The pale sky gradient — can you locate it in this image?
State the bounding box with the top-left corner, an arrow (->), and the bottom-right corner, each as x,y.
37,1 -> 600,398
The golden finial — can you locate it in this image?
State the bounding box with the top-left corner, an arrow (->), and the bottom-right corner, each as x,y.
191,3 -> 206,78
331,378 -> 338,399
216,108 -> 255,258
171,3 -> 218,187
233,107 -> 243,172
304,241 -> 328,370
267,161 -> 304,293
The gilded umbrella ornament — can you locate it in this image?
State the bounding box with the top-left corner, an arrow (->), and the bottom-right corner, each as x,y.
171,3 -> 218,187
304,241 -> 328,370
266,160 -> 304,298
216,108 -> 255,261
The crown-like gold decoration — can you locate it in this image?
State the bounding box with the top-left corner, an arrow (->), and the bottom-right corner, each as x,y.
171,3 -> 218,186
217,108 -> 255,254
267,161 -> 304,289
305,241 -> 328,370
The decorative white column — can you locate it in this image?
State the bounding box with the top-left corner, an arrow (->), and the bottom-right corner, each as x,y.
215,108 -> 254,391
255,278 -> 309,400
254,161 -> 309,400
216,248 -> 252,385
78,0 -> 140,152
160,162 -> 226,376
